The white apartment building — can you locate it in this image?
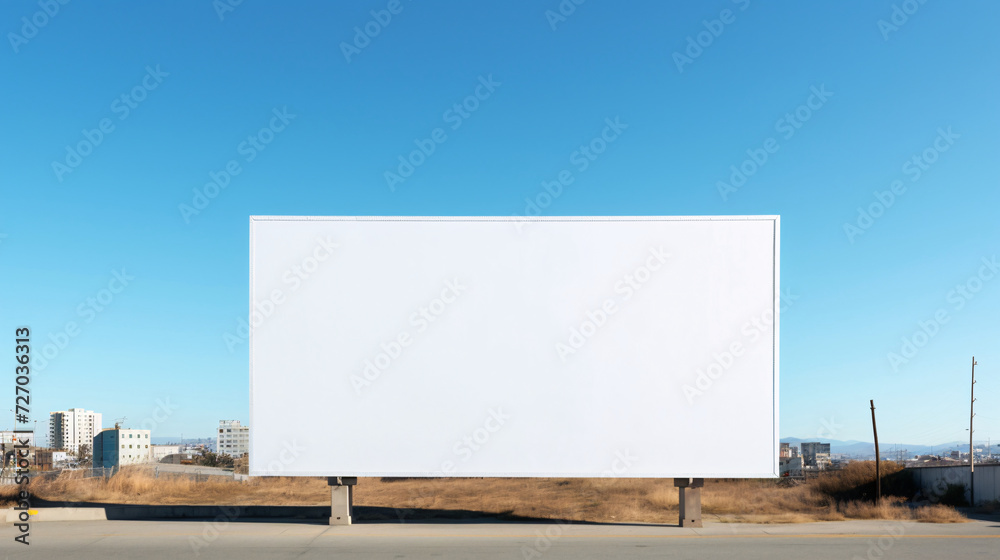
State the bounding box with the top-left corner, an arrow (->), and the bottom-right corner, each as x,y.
93,428 -> 152,469
217,420 -> 249,458
152,445 -> 182,462
49,408 -> 102,454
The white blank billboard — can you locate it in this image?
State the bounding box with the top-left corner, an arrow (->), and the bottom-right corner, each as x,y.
250,216 -> 779,477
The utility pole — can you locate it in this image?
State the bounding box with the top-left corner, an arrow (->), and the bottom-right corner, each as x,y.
970,357 -> 977,505
870,400 -> 880,506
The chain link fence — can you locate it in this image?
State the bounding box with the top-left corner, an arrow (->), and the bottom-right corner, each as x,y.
2,463 -> 240,485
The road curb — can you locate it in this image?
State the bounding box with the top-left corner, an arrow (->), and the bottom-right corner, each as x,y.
6,505 -> 329,522
6,508 -> 108,522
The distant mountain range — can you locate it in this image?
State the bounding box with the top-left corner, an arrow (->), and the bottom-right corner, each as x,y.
780,437 -> 996,459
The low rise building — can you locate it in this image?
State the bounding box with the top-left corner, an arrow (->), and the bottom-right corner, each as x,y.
152,445 -> 182,462
779,456 -> 803,477
779,442 -> 799,458
160,452 -> 200,465
93,428 -> 152,469
33,449 -> 68,471
801,442 -> 832,470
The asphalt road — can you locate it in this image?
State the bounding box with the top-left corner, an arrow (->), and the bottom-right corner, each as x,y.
4,519 -> 1000,559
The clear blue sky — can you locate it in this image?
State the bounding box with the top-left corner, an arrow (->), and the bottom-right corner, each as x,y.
2,1 -> 998,448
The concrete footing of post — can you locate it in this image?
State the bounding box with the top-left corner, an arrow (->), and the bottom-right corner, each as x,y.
328,476 -> 357,525
674,477 -> 704,528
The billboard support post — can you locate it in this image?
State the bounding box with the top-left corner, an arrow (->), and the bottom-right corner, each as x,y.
674,478 -> 704,527
328,476 -> 357,525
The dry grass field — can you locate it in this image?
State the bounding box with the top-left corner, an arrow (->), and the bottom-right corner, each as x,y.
1,461 -> 968,524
